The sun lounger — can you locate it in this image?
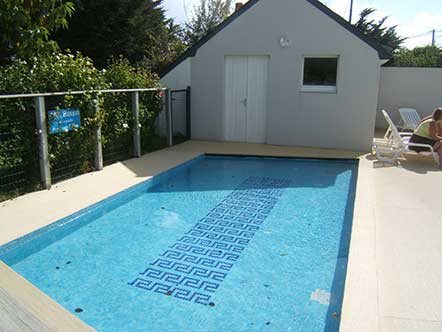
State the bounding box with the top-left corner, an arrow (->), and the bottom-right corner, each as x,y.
398,108 -> 421,131
373,110 -> 440,167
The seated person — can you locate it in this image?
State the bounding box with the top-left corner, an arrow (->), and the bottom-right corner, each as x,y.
419,112 -> 442,134
409,108 -> 442,168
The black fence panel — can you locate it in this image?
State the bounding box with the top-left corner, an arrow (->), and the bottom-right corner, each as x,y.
171,87 -> 191,145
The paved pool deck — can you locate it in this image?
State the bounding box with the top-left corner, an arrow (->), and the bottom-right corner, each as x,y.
0,140 -> 441,332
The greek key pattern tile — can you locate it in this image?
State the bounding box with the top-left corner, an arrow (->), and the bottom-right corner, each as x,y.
129,176 -> 290,305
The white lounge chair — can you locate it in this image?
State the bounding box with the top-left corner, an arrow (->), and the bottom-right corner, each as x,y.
373,110 -> 440,167
398,108 -> 421,131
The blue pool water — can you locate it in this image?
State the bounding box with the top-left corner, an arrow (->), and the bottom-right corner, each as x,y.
0,155 -> 358,332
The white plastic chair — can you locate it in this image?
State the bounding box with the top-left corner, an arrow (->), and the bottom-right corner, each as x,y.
398,108 -> 421,131
373,110 -> 440,167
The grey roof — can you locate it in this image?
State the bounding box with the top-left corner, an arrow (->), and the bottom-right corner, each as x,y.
160,0 -> 391,77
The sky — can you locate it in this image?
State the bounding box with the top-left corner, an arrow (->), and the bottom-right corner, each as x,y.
162,0 -> 442,48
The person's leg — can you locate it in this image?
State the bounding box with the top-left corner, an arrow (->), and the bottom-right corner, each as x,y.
434,141 -> 442,168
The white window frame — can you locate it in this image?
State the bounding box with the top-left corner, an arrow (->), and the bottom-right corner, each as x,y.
301,55 -> 339,94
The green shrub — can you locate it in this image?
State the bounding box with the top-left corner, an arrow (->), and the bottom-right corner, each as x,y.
386,46 -> 442,68
102,57 -> 163,161
0,52 -> 163,198
0,53 -> 108,188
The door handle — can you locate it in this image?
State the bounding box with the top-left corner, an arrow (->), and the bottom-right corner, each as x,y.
241,98 -> 247,107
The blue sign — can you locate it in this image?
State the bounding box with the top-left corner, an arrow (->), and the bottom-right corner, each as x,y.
48,109 -> 81,134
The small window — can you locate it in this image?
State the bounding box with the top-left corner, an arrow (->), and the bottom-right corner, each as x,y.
302,57 -> 338,93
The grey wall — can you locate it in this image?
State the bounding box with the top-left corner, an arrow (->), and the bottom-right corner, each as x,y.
161,58 -> 191,90
377,67 -> 442,128
191,0 -> 382,151
166,0 -> 383,151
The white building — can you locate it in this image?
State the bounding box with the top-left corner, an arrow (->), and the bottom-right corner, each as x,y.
161,0 -> 390,151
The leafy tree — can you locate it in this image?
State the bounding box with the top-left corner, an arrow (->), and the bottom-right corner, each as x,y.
0,0 -> 75,64
387,46 -> 442,67
354,8 -> 405,53
184,0 -> 233,45
54,0 -> 185,71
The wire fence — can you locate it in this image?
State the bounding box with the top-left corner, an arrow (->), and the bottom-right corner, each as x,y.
102,91 -> 134,166
44,94 -> 96,183
0,87 -> 191,202
0,98 -> 40,201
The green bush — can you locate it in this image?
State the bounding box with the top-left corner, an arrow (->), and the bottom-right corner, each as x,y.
0,53 -> 107,190
386,46 -> 442,68
0,52 -> 163,199
102,57 -> 163,161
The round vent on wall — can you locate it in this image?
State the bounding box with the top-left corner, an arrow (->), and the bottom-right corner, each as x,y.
279,36 -> 291,48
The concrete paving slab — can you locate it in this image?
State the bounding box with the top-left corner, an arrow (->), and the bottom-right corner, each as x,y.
380,317 -> 442,332
376,207 -> 442,321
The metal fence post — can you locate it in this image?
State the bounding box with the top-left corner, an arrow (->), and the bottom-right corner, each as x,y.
186,86 -> 191,140
165,89 -> 173,147
34,96 -> 51,189
94,97 -> 104,170
132,91 -> 141,157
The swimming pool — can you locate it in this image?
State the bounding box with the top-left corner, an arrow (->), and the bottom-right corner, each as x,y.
0,155 -> 358,332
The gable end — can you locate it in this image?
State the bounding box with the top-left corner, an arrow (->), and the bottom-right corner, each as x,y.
160,0 -> 391,78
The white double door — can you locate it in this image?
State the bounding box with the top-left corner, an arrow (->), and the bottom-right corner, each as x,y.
224,55 -> 269,143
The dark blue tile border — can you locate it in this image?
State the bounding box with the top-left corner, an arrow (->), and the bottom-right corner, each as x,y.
205,153 -> 359,164
128,176 -> 291,305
